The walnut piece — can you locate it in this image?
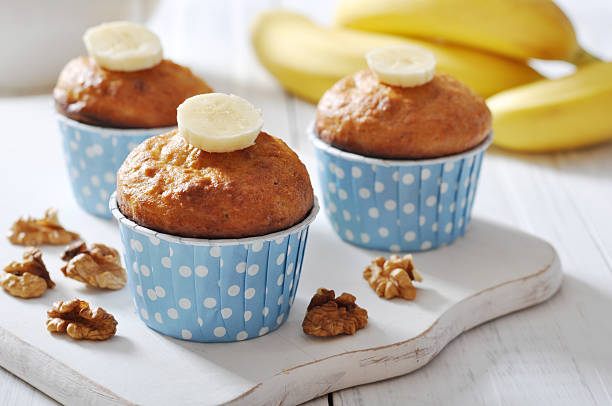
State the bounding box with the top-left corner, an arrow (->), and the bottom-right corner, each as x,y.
2,248 -> 55,298
61,242 -> 127,290
302,288 -> 368,337
363,254 -> 423,300
46,299 -> 117,341
7,208 -> 79,246
1,273 -> 47,299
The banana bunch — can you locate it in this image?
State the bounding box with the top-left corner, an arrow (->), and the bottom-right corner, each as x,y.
251,11 -> 541,103
488,61 -> 612,152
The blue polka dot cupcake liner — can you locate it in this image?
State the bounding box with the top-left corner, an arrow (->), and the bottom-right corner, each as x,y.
310,124 -> 492,252
57,114 -> 175,218
109,193 -> 319,342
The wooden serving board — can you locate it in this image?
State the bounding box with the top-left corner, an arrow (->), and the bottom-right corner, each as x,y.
0,97 -> 562,406
0,212 -> 561,406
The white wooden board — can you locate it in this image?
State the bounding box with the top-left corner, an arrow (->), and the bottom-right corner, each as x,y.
0,203 -> 561,405
0,93 -> 563,406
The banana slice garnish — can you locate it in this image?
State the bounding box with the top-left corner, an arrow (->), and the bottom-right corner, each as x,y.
177,93 -> 264,153
366,45 -> 436,87
83,21 -> 163,72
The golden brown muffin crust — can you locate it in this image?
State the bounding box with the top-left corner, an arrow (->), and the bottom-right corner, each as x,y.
54,57 -> 212,128
116,131 -> 314,239
315,70 -> 492,159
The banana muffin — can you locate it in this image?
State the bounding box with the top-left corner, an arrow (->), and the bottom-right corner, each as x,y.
54,57 -> 212,128
116,131 -> 314,238
315,69 -> 491,159
311,46 -> 492,252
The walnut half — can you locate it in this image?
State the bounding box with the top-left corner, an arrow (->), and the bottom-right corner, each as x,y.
2,248 -> 54,298
61,242 -> 127,290
302,288 -> 368,337
46,299 -> 117,341
363,254 -> 423,300
7,208 -> 79,246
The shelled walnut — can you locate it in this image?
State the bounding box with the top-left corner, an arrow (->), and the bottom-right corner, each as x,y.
302,288 -> 368,337
363,254 -> 423,300
2,248 -> 55,298
46,299 -> 117,341
7,208 -> 79,246
61,242 -> 127,290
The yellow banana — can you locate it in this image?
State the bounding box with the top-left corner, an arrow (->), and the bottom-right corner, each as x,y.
334,0 -> 596,64
488,62 -> 612,152
251,11 -> 542,103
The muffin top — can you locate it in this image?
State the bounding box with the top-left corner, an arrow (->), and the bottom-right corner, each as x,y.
315,69 -> 492,159
116,130 -> 314,239
54,57 -> 212,128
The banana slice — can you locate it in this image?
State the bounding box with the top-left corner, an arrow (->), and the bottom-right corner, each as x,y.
366,45 -> 436,87
83,21 -> 163,72
177,93 -> 264,153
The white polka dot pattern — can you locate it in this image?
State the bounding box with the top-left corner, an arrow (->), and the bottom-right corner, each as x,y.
58,116 -> 169,218
314,142 -> 485,252
115,206 -> 313,343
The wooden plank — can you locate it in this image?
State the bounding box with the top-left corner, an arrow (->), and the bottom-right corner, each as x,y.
301,396 -> 330,406
0,367 -> 58,406
0,367 -> 329,406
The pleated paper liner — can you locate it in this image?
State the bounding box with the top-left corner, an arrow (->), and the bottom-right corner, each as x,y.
310,123 -> 491,252
110,193 -> 319,342
57,114 -> 174,218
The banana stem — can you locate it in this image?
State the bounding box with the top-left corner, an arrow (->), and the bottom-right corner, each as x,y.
571,47 -> 602,66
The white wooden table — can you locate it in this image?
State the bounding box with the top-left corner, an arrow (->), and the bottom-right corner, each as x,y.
1,1 -> 611,405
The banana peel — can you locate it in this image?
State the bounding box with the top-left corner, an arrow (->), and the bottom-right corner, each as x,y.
251,10 -> 542,103
488,61 -> 612,152
334,0 -> 598,64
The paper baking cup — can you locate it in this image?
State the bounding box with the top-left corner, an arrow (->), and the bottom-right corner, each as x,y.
109,193 -> 319,342
57,114 -> 175,218
310,124 -> 491,252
